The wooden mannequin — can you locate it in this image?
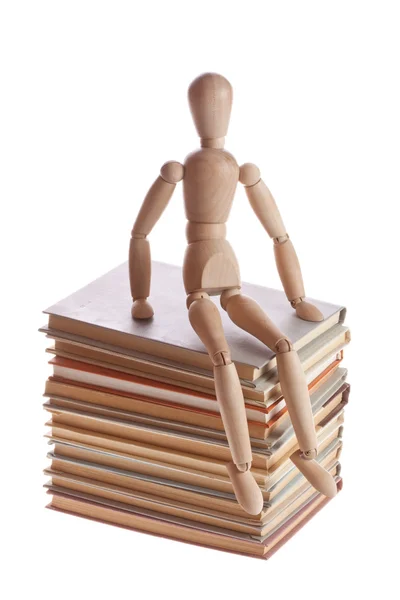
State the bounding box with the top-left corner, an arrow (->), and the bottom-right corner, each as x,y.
129,73 -> 336,515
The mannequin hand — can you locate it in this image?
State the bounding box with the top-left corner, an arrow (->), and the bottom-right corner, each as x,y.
295,299 -> 324,322
131,298 -> 154,320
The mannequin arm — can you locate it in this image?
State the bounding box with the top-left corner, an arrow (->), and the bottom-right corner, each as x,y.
130,161 -> 184,319
239,163 -> 323,322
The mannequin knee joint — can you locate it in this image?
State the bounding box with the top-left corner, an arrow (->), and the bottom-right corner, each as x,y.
212,350 -> 232,366
275,337 -> 293,353
186,291 -> 210,309
236,462 -> 251,472
273,234 -> 290,245
220,288 -> 241,311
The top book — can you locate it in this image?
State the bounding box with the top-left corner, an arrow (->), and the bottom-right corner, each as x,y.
44,261 -> 345,381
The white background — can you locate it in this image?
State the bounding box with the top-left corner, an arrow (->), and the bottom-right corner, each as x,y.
1,1 -> 399,598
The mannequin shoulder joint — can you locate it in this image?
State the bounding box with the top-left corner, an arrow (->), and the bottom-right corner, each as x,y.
160,161 -> 185,183
239,163 -> 261,187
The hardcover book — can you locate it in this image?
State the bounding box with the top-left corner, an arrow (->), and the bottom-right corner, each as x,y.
41,260 -> 350,558
43,261 -> 346,381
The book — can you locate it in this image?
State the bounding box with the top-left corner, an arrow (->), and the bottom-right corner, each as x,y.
47,356 -> 286,423
44,367 -> 348,463
45,411 -> 343,504
44,379 -> 346,477
43,322 -> 350,402
43,357 -> 343,441
45,430 -> 342,524
41,260 -> 350,558
43,378 -> 347,507
44,393 -> 284,439
45,461 -> 339,538
43,261 -> 346,381
43,439 -> 341,534
47,479 -> 342,559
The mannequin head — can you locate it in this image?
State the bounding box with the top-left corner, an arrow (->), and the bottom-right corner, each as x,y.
188,73 -> 233,148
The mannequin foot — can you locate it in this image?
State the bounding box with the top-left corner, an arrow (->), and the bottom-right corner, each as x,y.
294,299 -> 324,322
290,450 -> 337,498
226,462 -> 264,515
131,299 -> 154,320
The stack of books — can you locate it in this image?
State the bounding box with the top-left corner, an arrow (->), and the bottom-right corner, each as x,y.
41,261 -> 350,559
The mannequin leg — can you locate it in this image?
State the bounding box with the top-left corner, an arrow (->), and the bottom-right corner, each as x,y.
187,292 -> 264,515
220,289 -> 337,498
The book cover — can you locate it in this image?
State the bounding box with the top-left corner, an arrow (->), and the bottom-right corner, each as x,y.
43,261 -> 346,380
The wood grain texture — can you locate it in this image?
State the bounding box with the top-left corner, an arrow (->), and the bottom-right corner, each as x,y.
132,175 -> 176,237
244,178 -> 287,238
226,462 -> 264,516
188,295 -> 262,513
290,451 -> 338,498
188,296 -> 229,363
273,238 -> 306,302
275,349 -> 318,454
188,72 -> 233,141
214,362 -> 252,466
130,167 -> 182,316
183,239 -> 241,294
181,146 -> 240,294
185,222 -> 226,243
160,161 -> 184,184
128,238 -> 151,300
222,292 -> 284,350
295,300 -> 324,322
183,149 -> 239,223
84,71 -> 338,509
239,163 -> 261,187
220,289 -> 333,497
